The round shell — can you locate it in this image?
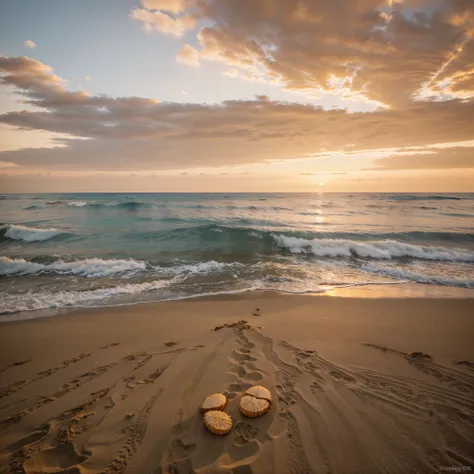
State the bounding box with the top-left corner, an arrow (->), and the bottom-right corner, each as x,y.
201,393 -> 227,413
203,410 -> 233,435
239,395 -> 270,418
245,385 -> 272,403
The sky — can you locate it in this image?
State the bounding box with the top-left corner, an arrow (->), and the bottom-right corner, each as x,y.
0,0 -> 473,192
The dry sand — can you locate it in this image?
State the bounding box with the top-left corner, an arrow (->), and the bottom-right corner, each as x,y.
0,291 -> 473,473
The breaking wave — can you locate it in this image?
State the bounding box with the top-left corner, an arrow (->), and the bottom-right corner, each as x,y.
272,234 -> 474,262
0,256 -> 148,277
0,224 -> 66,242
67,200 -> 152,210
0,257 -> 245,278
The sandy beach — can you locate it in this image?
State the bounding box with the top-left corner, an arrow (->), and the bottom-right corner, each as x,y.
0,290 -> 473,473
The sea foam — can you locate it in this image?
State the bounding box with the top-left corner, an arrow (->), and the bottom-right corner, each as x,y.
0,256 -> 147,277
272,234 -> 474,262
0,278 -> 176,315
361,263 -> 474,288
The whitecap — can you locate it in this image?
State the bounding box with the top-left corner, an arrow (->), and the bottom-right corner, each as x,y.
0,224 -> 63,242
0,256 -> 147,277
272,234 -> 474,262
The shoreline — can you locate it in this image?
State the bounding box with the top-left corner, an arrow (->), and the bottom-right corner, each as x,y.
2,282 -> 474,324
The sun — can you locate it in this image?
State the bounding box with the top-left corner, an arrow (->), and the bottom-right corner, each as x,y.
319,182 -> 324,186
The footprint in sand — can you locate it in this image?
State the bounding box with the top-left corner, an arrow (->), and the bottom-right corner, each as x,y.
0,380 -> 27,400
236,335 -> 255,350
229,350 -> 257,364
169,438 -> 196,461
142,366 -> 168,384
275,372 -> 297,407
233,422 -> 260,447
23,443 -> 88,473
228,365 -> 247,378
244,371 -> 264,382
101,342 -> 120,349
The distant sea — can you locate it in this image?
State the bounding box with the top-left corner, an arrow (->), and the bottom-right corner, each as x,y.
1,193 -> 473,319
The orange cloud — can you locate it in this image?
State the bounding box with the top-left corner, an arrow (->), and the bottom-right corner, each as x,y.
176,44 -> 200,67
1,55 -> 473,173
130,8 -> 196,36
167,0 -> 474,106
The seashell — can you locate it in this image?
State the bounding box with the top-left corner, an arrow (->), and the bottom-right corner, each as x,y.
239,395 -> 270,418
203,410 -> 233,435
245,385 -> 272,403
201,393 -> 227,413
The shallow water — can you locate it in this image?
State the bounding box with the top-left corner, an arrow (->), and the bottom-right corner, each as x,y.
1,192 -> 473,316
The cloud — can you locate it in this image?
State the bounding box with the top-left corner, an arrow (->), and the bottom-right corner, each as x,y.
368,146 -> 474,170
130,5 -> 196,36
159,0 -> 474,106
85,76 -> 92,81
0,55 -> 474,173
24,40 -> 36,49
300,172 -> 347,176
0,161 -> 18,168
141,0 -> 189,14
176,43 -> 200,67
350,177 -> 383,182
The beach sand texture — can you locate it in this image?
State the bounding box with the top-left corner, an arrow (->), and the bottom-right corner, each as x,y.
0,293 -> 473,473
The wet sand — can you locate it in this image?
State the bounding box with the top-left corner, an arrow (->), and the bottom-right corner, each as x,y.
0,291 -> 473,473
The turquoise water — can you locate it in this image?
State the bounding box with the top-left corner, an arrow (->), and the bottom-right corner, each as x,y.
1,192 -> 473,316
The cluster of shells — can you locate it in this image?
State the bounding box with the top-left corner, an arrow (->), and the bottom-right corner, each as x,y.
200,386 -> 272,435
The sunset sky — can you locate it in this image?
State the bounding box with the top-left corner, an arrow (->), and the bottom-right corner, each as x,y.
0,0 -> 473,192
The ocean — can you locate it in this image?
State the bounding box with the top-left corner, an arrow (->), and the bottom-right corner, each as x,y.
1,193 -> 473,319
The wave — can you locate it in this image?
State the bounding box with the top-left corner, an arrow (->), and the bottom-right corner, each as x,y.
169,260 -> 244,275
23,205 -> 40,210
0,257 -> 245,278
106,201 -> 152,210
387,194 -> 468,201
0,256 -> 147,277
0,224 -> 65,242
0,278 -> 177,315
272,234 -> 474,262
64,200 -> 296,213
67,200 -> 152,210
130,224 -> 474,245
0,276 -> 337,316
440,212 -> 474,218
361,263 -> 474,288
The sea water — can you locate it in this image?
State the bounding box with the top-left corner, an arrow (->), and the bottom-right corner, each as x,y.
1,193 -> 473,318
